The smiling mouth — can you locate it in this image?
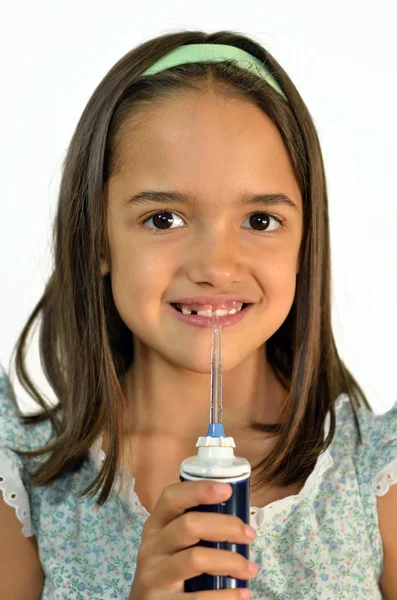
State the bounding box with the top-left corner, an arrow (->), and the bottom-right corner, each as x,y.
171,303 -> 250,315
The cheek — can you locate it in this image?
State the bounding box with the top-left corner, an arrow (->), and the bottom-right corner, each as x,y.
113,257 -> 167,294
259,255 -> 298,321
261,249 -> 298,291
109,241 -> 174,322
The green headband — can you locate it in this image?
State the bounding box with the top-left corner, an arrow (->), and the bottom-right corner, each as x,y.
141,43 -> 287,102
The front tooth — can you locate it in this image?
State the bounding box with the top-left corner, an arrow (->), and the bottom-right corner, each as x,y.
197,309 -> 215,317
179,304 -> 244,316
197,309 -> 229,317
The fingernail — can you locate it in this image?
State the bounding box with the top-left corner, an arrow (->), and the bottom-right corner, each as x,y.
248,561 -> 259,573
244,525 -> 256,539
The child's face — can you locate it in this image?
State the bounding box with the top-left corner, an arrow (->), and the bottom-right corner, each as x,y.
102,91 -> 302,373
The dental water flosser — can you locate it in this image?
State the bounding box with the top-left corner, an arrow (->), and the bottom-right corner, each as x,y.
180,311 -> 252,591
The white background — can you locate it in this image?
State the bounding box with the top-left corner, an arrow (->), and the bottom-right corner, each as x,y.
0,0 -> 395,414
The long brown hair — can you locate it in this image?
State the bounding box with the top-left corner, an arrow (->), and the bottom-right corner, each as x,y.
5,29 -> 372,506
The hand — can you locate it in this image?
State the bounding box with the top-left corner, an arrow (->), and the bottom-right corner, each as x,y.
128,479 -> 258,599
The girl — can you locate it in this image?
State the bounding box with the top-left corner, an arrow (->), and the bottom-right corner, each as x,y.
1,29 -> 396,600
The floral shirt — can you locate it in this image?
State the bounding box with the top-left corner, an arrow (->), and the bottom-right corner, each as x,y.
1,365 -> 396,599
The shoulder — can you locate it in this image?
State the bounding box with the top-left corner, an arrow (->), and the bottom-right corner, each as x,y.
370,401 -> 397,599
0,363 -> 53,453
0,363 -> 30,464
334,396 -> 397,483
353,399 -> 397,486
353,399 -> 397,598
0,362 -> 53,538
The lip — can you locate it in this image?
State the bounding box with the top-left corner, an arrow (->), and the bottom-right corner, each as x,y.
168,295 -> 255,305
166,302 -> 254,328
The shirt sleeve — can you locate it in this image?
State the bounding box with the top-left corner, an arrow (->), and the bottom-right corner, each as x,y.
357,400 -> 397,497
0,363 -> 33,537
372,401 -> 397,496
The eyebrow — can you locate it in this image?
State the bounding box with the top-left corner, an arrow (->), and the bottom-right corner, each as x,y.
121,190 -> 299,211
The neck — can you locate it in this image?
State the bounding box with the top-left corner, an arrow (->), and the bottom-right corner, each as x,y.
118,343 -> 287,443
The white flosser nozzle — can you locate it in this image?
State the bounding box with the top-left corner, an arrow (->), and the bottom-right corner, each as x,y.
207,311 -> 225,437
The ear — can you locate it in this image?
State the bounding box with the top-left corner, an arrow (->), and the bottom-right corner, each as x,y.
100,256 -> 110,276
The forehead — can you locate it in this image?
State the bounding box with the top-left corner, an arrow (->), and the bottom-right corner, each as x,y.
110,92 -> 301,206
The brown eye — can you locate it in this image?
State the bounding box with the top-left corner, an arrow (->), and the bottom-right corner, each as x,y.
244,212 -> 282,234
142,209 -> 283,235
249,213 -> 271,230
151,211 -> 175,230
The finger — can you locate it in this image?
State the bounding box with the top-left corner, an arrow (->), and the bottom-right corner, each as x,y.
151,510 -> 255,555
145,546 -> 258,589
143,480 -> 232,535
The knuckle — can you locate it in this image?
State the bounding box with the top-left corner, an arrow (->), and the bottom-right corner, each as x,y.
239,521 -> 248,537
135,555 -> 149,587
205,480 -> 217,494
182,510 -> 200,535
136,537 -> 156,568
162,485 -> 174,505
135,548 -> 148,571
186,546 -> 205,570
139,569 -> 152,591
141,518 -> 152,535
141,520 -> 155,543
226,515 -> 246,538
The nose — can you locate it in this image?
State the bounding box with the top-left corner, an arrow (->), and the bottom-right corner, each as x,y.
184,228 -> 245,287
